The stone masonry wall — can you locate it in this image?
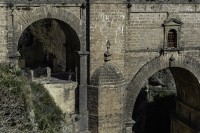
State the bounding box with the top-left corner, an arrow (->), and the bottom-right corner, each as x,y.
2,1 -> 200,132
4,3 -> 82,63
2,2 -> 200,91
89,2 -> 200,83
124,4 -> 200,82
90,1 -> 127,76
44,82 -> 80,133
98,86 -> 125,133
88,62 -> 125,133
12,5 -> 81,38
2,3 -> 200,83
1,3 -> 83,133
0,7 -> 10,63
171,100 -> 200,133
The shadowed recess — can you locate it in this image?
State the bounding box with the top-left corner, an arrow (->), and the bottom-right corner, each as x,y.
133,67 -> 200,133
18,18 -> 80,81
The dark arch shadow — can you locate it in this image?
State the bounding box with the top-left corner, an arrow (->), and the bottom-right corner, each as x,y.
17,18 -> 81,113
132,67 -> 200,133
125,55 -> 200,124
18,18 -> 80,81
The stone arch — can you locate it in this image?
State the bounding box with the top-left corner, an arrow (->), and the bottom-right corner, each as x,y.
11,6 -> 89,132
125,54 -> 200,124
12,6 -> 83,54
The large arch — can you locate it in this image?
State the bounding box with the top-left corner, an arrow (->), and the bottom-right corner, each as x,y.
13,6 -> 82,46
18,18 -> 80,80
12,6 -> 84,83
125,54 -> 200,128
10,6 -> 89,132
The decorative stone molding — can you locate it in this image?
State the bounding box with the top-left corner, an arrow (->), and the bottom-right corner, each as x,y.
162,18 -> 183,50
169,55 -> 175,67
125,120 -> 136,133
104,40 -> 112,62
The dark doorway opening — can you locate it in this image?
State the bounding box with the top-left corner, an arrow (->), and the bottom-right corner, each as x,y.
18,18 -> 80,81
133,67 -> 200,133
133,68 -> 176,133
167,29 -> 177,48
18,18 -> 81,113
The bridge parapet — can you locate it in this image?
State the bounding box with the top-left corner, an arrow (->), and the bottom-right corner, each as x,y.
1,0 -> 198,4
131,0 -> 198,4
0,0 -> 84,4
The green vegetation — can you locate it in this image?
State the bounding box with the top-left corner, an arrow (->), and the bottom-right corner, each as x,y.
30,82 -> 64,133
0,64 -> 64,133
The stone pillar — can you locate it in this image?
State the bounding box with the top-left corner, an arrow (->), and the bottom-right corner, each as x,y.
125,120 -> 135,133
6,4 -> 20,65
88,62 -> 125,133
78,0 -> 90,132
78,51 -> 90,133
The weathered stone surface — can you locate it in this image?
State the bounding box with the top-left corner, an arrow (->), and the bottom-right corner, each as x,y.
88,62 -> 125,133
2,0 -> 200,132
42,81 -> 79,133
43,82 -> 77,114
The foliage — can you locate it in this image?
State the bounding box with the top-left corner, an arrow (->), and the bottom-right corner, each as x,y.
0,64 -> 64,133
30,82 -> 64,133
0,64 -> 32,132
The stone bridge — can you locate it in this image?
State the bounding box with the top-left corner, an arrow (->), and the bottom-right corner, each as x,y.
1,0 -> 200,133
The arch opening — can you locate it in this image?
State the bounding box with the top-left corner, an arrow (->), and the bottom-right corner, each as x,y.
18,18 -> 80,82
132,67 -> 200,133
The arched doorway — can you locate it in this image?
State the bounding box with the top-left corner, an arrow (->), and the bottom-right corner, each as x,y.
133,67 -> 200,133
18,18 -> 80,81
125,55 -> 200,133
12,7 -> 89,132
133,68 -> 176,133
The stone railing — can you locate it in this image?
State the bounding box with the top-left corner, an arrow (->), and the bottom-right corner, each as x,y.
0,0 -> 197,4
51,71 -> 77,81
130,0 -> 198,4
27,67 -> 51,80
0,0 -> 84,4
24,67 -> 77,82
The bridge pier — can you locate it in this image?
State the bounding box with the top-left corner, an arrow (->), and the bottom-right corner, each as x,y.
78,1 -> 90,132
78,51 -> 90,132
